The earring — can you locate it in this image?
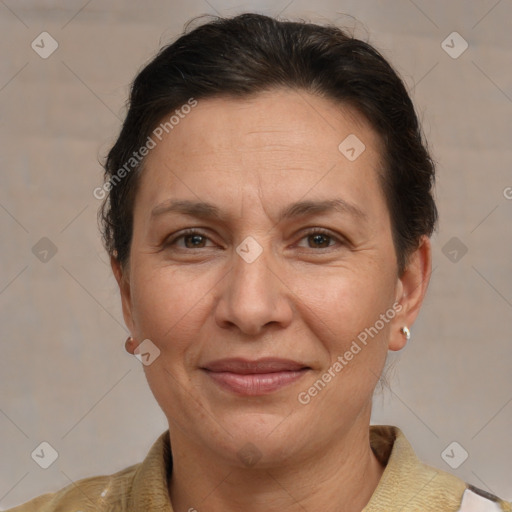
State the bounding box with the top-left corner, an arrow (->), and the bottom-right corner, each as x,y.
125,336 -> 133,352
401,326 -> 411,341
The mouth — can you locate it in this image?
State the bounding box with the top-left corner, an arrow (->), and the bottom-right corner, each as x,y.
201,358 -> 311,396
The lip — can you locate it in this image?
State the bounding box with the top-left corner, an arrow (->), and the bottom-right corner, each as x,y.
201,358 -> 310,396
202,357 -> 308,373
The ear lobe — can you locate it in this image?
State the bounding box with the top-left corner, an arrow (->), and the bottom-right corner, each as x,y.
388,236 -> 432,352
124,336 -> 139,355
111,255 -> 136,334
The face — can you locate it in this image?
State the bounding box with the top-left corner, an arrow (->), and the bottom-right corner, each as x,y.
114,89 -> 429,467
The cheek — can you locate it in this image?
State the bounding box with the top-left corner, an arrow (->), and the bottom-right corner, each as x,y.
129,265 -> 209,413
130,264 -> 207,351
298,274 -> 395,407
298,263 -> 395,341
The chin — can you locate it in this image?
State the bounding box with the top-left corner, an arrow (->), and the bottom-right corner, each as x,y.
205,412 -> 313,467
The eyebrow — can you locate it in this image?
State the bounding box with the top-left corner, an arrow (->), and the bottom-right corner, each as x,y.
150,198 -> 367,224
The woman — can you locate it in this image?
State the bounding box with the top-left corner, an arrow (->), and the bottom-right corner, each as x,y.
9,12 -> 510,512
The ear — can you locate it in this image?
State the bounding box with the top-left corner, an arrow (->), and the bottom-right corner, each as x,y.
111,255 -> 136,339
388,236 -> 432,351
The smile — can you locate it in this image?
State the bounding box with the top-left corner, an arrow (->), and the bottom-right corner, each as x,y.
201,358 -> 311,396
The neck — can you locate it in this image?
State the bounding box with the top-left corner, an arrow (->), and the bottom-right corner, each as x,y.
168,417 -> 385,512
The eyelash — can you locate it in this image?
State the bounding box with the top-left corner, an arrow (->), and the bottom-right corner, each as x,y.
165,228 -> 344,251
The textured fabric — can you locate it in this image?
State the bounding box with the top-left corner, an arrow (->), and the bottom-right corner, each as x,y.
363,427 -> 511,512
6,425 -> 511,511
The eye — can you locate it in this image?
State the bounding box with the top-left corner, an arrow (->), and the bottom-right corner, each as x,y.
164,228 -> 344,251
165,229 -> 215,249
296,228 -> 343,250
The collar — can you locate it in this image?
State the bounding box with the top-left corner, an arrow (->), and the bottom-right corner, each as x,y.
364,425 -> 466,511
129,430 -> 174,511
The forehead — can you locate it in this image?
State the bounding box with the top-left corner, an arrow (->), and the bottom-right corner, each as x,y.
155,89 -> 379,157
135,89 -> 387,222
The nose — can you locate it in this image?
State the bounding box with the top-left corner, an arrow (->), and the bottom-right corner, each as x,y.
214,236 -> 294,337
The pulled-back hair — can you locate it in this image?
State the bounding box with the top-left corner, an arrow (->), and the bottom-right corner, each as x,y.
100,12 -> 437,274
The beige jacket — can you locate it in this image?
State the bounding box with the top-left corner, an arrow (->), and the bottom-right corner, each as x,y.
6,425 -> 511,511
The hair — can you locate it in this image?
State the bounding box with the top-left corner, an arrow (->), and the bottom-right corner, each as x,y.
100,12 -> 437,274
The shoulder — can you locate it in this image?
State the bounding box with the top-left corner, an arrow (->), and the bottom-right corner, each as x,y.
416,461 -> 511,512
5,431 -> 172,512
4,462 -> 140,512
367,425 -> 511,512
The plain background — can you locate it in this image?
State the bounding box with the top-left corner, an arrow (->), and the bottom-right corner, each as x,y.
1,0 -> 511,509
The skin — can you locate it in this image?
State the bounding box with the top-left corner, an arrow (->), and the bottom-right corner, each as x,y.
112,88 -> 431,512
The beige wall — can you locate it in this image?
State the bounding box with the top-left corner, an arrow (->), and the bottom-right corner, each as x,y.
1,0 -> 511,508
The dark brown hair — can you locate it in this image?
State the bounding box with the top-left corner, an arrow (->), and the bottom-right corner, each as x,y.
100,12 -> 437,274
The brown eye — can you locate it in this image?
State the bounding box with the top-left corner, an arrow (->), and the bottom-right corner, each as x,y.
166,230 -> 214,249
297,229 -> 342,250
182,233 -> 207,248
307,233 -> 332,248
